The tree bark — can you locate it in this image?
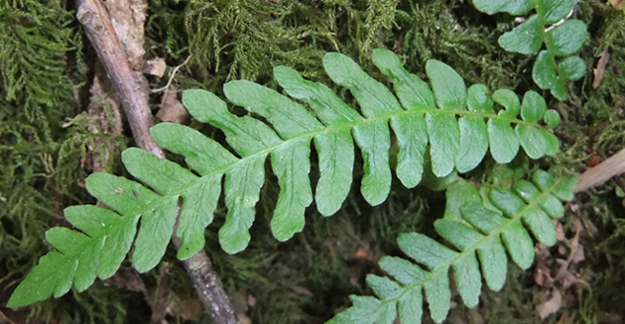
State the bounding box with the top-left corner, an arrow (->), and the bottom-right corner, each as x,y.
75,1 -> 239,323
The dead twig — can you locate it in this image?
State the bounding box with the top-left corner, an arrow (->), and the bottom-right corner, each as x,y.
0,310 -> 18,324
76,0 -> 163,158
150,263 -> 174,324
574,148 -> 625,193
75,1 -> 238,323
176,242 -> 239,324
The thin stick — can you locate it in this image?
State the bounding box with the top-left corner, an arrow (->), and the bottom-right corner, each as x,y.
76,0 -> 163,158
173,237 -> 239,324
75,1 -> 238,323
574,148 -> 625,193
149,263 -> 173,324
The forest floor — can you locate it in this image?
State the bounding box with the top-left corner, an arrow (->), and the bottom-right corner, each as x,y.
1,0 -> 625,323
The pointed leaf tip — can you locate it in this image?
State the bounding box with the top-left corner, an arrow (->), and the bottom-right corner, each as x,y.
323,52 -> 358,86
181,89 -> 229,123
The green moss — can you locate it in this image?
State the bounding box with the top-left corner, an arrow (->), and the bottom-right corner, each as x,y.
184,0 -> 330,81
0,1 -> 136,323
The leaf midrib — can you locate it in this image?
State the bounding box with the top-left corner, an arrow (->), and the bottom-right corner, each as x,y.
371,177 -> 565,313
122,106 -> 552,238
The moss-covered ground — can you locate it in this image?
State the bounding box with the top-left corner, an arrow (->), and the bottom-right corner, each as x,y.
1,0 -> 625,323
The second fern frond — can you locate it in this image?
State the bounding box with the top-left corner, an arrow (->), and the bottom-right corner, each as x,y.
326,170 -> 576,324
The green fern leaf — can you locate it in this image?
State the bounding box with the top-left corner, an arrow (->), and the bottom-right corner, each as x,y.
9,50 -> 563,307
443,181 -> 482,222
472,0 -> 587,100
326,170 -> 576,324
471,0 -> 534,15
7,205 -> 139,308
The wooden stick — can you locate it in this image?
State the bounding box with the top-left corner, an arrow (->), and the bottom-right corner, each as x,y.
76,0 -> 163,158
75,1 -> 238,323
574,148 -> 625,193
176,244 -> 240,324
149,263 -> 173,324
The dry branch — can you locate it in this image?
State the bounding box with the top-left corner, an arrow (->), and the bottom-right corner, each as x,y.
574,148 -> 625,193
76,0 -> 162,158
75,1 -> 238,323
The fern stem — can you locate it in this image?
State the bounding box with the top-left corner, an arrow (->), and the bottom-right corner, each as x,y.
535,5 -> 566,94
214,104 -> 545,175
121,102 -> 546,223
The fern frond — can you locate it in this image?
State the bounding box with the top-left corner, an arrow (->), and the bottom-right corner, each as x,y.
471,0 -> 587,101
9,49 -> 562,307
7,203 -> 140,308
326,170 -> 577,324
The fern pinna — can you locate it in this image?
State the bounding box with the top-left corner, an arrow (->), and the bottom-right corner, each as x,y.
9,49 -> 562,308
472,0 -> 587,101
326,170 -> 576,324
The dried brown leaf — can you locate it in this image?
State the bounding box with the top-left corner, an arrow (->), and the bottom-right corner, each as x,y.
560,272 -> 578,289
354,248 -> 370,259
534,264 -> 553,287
247,294 -> 257,307
144,58 -> 167,77
571,217 -> 583,234
156,88 -> 189,124
168,294 -> 204,321
555,222 -> 565,241
610,0 -> 624,10
593,52 -> 610,89
291,286 -> 313,296
237,314 -> 252,324
572,245 -> 585,264
103,268 -> 148,297
150,263 -> 173,324
587,155 -> 602,167
539,289 -> 562,319
569,218 -> 585,264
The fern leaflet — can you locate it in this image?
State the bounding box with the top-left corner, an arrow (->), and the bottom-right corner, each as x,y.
9,49 -> 561,308
472,0 -> 587,100
326,170 -> 576,324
